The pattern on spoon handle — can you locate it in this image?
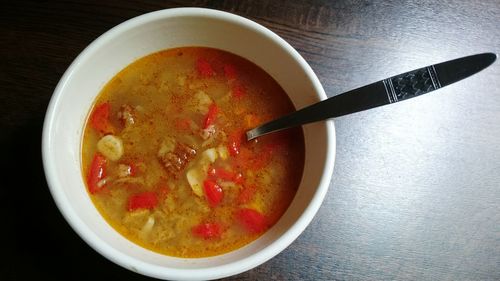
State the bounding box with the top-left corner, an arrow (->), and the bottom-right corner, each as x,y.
383,65 -> 442,103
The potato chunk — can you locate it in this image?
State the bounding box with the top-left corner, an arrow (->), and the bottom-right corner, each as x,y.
97,135 -> 124,161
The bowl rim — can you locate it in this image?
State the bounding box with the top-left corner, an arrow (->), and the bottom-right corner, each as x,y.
42,7 -> 336,280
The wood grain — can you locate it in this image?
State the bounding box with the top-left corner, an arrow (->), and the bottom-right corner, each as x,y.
2,0 -> 499,280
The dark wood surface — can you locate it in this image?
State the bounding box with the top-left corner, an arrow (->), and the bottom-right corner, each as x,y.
2,1 -> 499,280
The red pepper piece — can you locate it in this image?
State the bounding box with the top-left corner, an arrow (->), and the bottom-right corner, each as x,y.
196,58 -> 214,77
236,208 -> 267,233
127,191 -> 158,211
87,153 -> 107,194
203,103 -> 218,129
90,102 -> 114,134
203,179 -> 223,207
192,223 -> 222,239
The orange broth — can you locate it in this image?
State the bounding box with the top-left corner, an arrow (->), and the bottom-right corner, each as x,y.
81,47 -> 304,257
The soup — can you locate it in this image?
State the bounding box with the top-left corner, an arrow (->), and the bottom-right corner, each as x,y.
82,47 -> 305,258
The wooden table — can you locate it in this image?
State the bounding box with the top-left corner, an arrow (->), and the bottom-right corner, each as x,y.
3,1 -> 499,280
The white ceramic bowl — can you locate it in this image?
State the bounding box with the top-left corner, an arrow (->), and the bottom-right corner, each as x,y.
42,8 -> 335,280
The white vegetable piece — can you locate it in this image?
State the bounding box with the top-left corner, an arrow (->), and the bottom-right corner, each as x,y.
186,148 -> 220,196
139,216 -> 155,238
96,177 -> 109,188
217,145 -> 229,160
97,135 -> 124,161
186,168 -> 204,196
201,124 -> 216,140
157,137 -> 176,157
202,148 -> 218,163
194,90 -> 212,114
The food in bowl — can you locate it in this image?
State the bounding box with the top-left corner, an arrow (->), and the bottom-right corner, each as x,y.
43,8 -> 334,280
82,47 -> 305,257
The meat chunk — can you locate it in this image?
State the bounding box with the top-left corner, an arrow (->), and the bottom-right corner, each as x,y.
158,138 -> 196,177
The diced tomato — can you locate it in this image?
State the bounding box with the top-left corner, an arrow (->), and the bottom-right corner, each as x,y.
87,153 -> 107,194
208,167 -> 244,184
223,64 -> 237,80
90,102 -> 114,134
192,223 -> 222,239
231,84 -> 246,98
203,179 -> 223,207
127,191 -> 158,211
196,58 -> 214,77
228,130 -> 244,156
203,103 -> 218,129
237,185 -> 255,204
236,208 -> 267,233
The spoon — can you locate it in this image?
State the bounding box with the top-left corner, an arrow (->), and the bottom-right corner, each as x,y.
246,53 -> 496,141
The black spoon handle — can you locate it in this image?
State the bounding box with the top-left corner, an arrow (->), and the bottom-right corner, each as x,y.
246,53 -> 496,140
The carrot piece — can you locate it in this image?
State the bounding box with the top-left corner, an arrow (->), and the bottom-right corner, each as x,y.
127,191 -> 158,211
203,179 -> 224,207
192,223 -> 222,239
196,58 -> 214,77
87,153 -> 107,194
236,208 -> 267,233
90,102 -> 114,134
203,103 -> 218,129
223,64 -> 237,80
